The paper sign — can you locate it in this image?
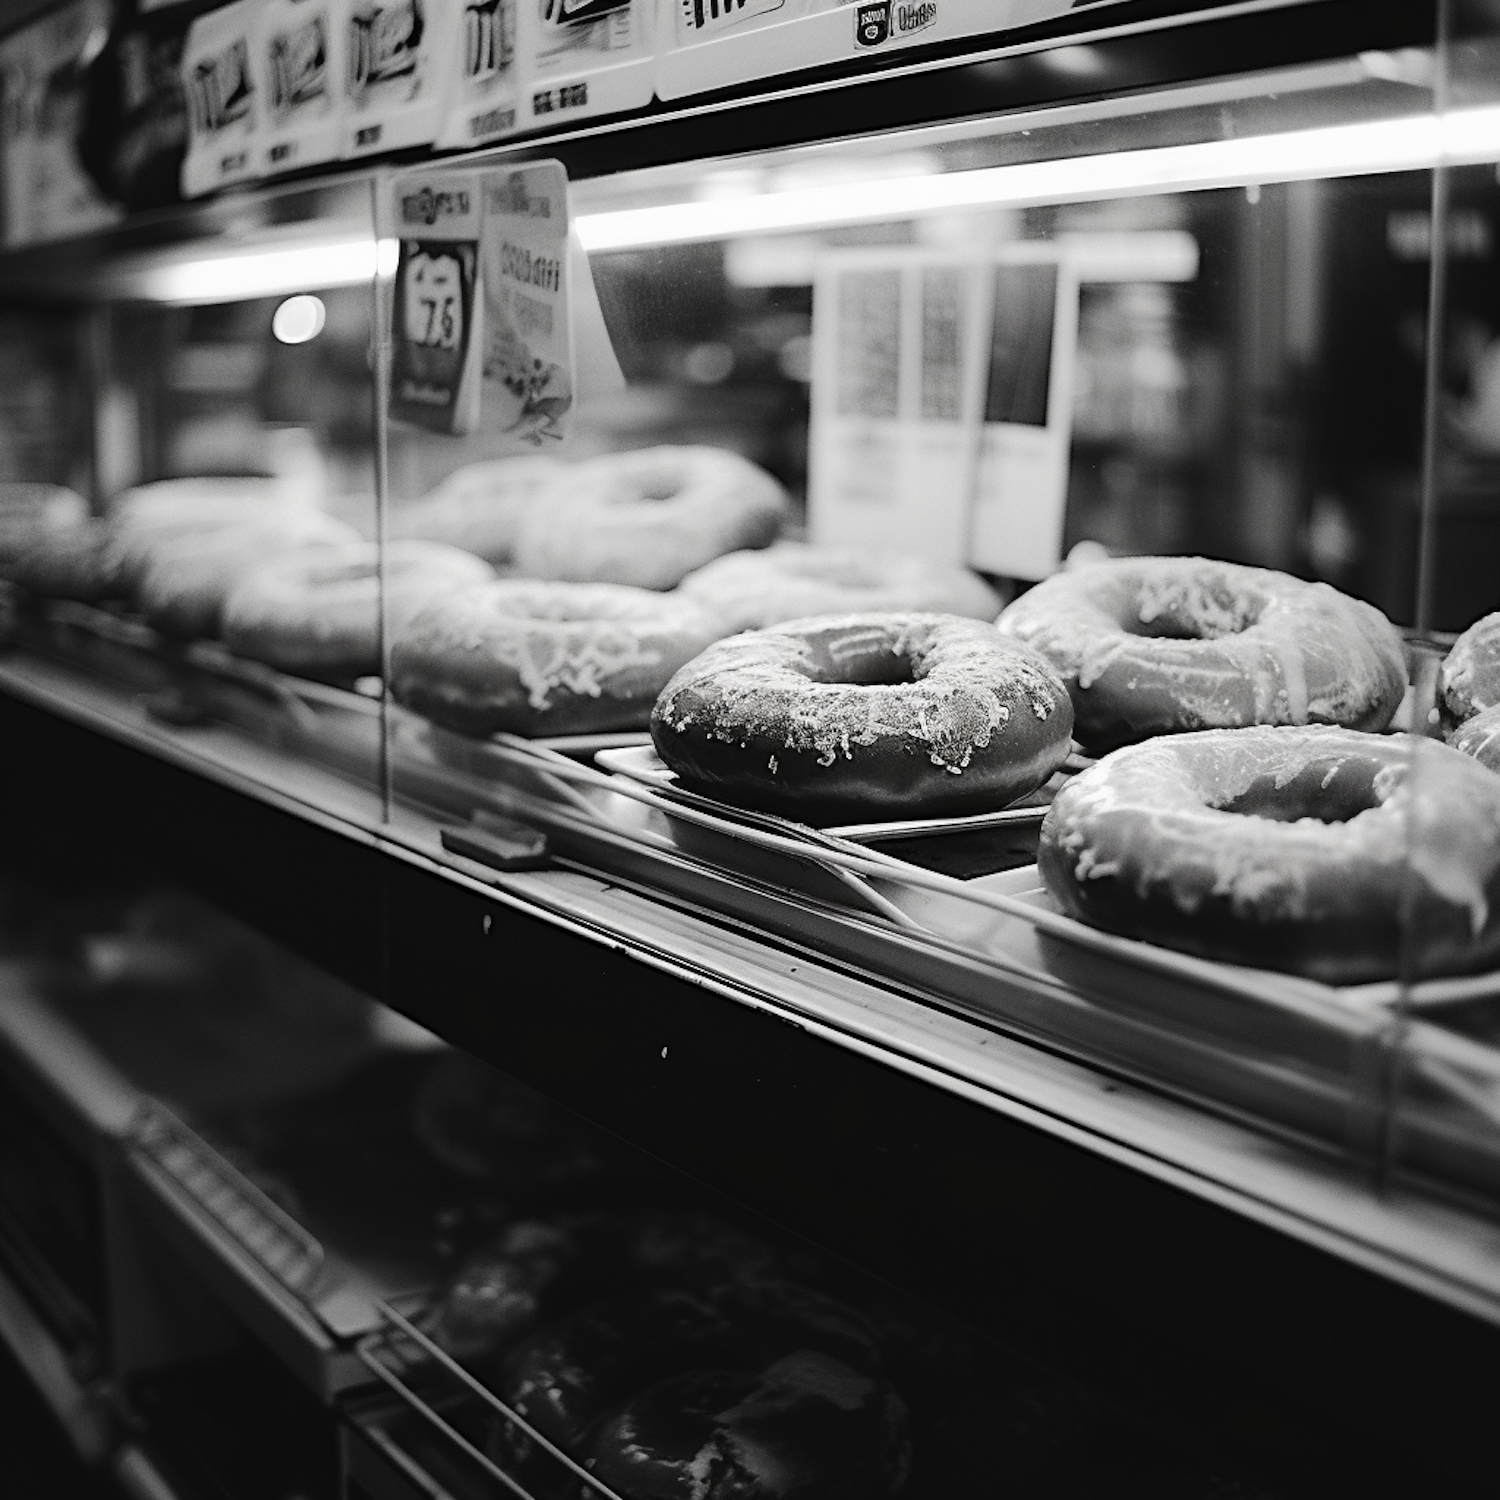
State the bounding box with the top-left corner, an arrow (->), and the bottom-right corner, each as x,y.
478,161 -> 574,443
968,252 -> 1080,581
809,253 -> 992,566
389,172 -> 485,434
436,0 -> 522,148
656,0 -> 1138,102
181,0 -> 262,196
257,0 -> 347,173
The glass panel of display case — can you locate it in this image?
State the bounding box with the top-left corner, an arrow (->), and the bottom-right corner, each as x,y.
371,47 -> 1472,1196
0,175 -> 389,826
1386,2 -> 1500,1204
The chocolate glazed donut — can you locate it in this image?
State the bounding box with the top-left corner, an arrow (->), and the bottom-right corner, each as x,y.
997,556 -> 1407,754
1039,726 -> 1500,983
586,1351 -> 913,1500
651,613 -> 1072,819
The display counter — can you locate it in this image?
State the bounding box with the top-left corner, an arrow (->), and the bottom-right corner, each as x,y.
3,1 -> 1500,1495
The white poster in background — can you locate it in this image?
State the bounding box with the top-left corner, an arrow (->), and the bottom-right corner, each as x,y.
809,253 -> 992,566
808,244 -> 1078,582
968,248 -> 1080,582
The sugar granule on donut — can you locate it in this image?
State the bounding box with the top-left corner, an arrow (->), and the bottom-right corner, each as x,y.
651,613 -> 1072,818
997,555 -> 1407,753
390,579 -> 723,737
1039,725 -> 1500,983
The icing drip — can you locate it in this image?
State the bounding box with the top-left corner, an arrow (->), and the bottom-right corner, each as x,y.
390,579 -> 720,735
1040,725 -> 1500,981
998,556 -> 1407,751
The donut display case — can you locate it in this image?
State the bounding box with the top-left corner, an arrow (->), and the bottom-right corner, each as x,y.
5,0 -> 1500,1494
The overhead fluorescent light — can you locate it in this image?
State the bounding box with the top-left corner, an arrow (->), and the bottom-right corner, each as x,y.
118,234 -> 400,304
575,105 -> 1500,252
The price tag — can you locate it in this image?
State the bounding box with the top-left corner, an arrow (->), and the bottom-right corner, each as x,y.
389,170 -> 485,434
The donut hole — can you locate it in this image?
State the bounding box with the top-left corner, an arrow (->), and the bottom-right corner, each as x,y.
808,631 -> 919,687
1125,580 -> 1267,642
1217,762 -> 1382,824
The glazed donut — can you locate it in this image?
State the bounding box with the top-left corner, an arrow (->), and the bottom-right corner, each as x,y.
651,613 -> 1073,819
134,513 -> 362,639
10,520 -> 119,602
388,455 -> 566,564
0,484 -> 88,570
512,446 -> 788,590
221,541 -> 493,679
1039,725 -> 1500,983
389,580 -> 722,737
997,556 -> 1407,754
588,1352 -> 912,1500
1439,610 -> 1500,730
677,542 -> 1001,633
106,477 -> 323,593
1451,706 -> 1500,774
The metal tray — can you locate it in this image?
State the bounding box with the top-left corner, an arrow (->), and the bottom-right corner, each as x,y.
593,743 -> 1055,841
358,1295 -> 628,1500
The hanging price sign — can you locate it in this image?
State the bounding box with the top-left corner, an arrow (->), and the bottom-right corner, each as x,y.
389,170 -> 484,434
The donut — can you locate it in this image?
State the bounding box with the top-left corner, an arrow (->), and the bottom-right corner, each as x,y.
0,484 -> 89,573
388,456 -> 566,565
134,513 -> 362,639
106,477 -> 325,593
651,613 -> 1073,819
1038,725 -> 1500,983
587,1352 -> 912,1500
677,542 -> 1001,633
498,1281 -> 883,1459
997,556 -> 1407,754
1439,610 -> 1500,729
1451,707 -> 1500,774
9,520 -> 120,603
221,541 -> 493,679
511,446 -> 788,590
389,580 -> 722,737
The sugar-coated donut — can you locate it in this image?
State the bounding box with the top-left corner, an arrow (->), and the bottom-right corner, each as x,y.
10,520 -> 119,602
0,484 -> 89,570
390,580 -> 722,737
1451,706 -> 1500,774
587,1351 -> 912,1500
1439,610 -> 1500,729
512,446 -> 788,590
388,455 -> 565,565
998,556 -> 1407,754
652,613 -> 1073,819
677,542 -> 1001,633
1040,726 -> 1500,983
221,541 -> 493,679
134,513 -> 362,639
